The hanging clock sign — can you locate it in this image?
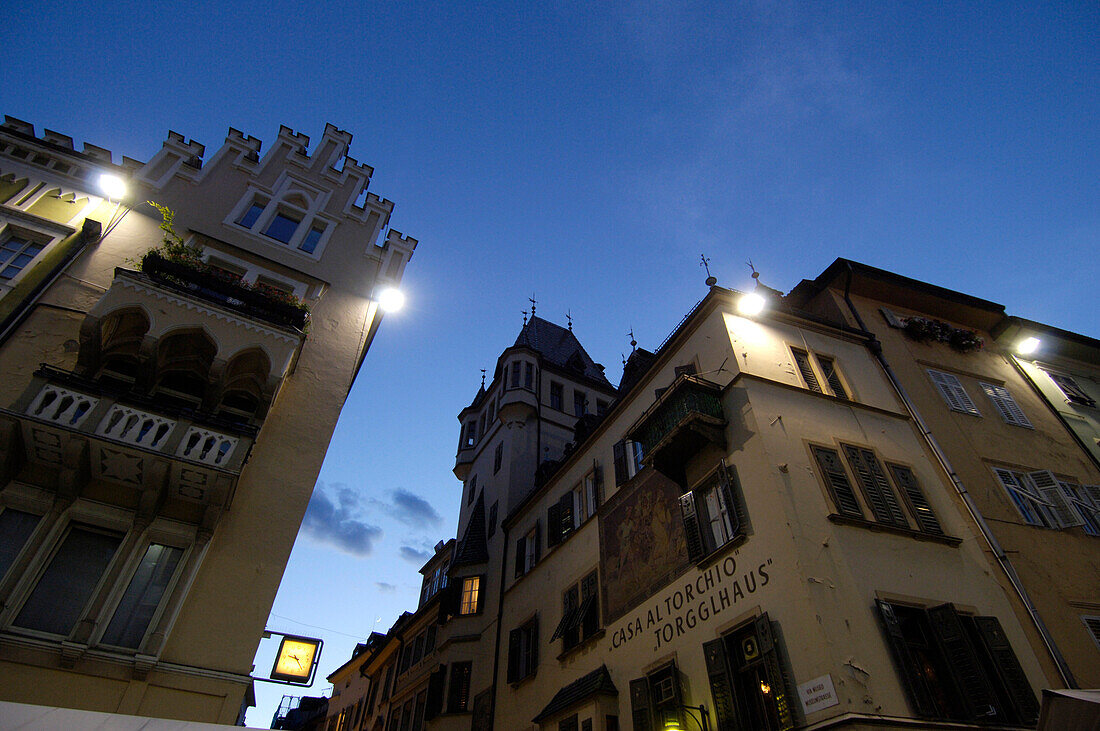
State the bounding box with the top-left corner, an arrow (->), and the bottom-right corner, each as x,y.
269,634 -> 322,684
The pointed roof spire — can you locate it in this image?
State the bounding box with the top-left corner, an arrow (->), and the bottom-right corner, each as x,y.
480,369 -> 486,389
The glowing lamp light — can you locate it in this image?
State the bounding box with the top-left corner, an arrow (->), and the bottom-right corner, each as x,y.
738,292 -> 766,316
378,287 -> 405,312
98,173 -> 127,200
1017,337 -> 1040,355
760,680 -> 771,695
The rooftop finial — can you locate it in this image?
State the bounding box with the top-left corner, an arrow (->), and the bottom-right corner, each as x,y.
628,328 -> 637,352
480,369 -> 486,389
747,259 -> 759,282
522,309 -> 528,326
701,254 -> 717,286
622,352 -> 627,366
566,309 -> 573,331
528,295 -> 537,318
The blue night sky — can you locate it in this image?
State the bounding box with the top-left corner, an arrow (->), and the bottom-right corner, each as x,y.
4,2 -> 1097,725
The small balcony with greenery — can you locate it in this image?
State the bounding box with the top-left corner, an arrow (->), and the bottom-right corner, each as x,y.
628,375 -> 726,479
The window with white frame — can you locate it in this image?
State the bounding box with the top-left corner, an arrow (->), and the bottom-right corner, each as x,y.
0,232 -> 46,282
679,462 -> 745,562
230,189 -> 329,256
1044,371 -> 1096,407
980,382 -> 1032,427
0,508 -> 41,581
613,439 -> 645,485
458,576 -> 482,615
991,467 -> 1081,529
548,466 -> 602,547
928,369 -> 981,415
100,542 -> 185,648
514,524 -> 540,577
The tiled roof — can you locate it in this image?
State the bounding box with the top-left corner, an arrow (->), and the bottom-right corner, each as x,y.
532,664 -> 618,723
451,493 -> 489,567
513,316 -> 611,387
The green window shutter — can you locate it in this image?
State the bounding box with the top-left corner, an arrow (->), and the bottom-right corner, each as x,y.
425,665 -> 445,720
971,615 -> 1040,724
979,382 -> 1032,427
547,503 -> 562,548
592,461 -> 603,507
792,348 -> 822,392
559,492 -> 574,539
1028,470 -> 1082,528
811,446 -> 863,518
507,629 -> 520,682
875,601 -> 939,718
629,677 -> 652,731
888,464 -> 943,534
842,445 -> 908,527
927,370 -> 981,416
515,537 -> 525,578
718,461 -> 742,538
613,441 -> 628,485
678,491 -> 706,561
702,639 -> 738,730
926,604 -> 1000,721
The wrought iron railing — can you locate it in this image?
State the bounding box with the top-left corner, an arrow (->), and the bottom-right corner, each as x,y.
631,378 -> 724,453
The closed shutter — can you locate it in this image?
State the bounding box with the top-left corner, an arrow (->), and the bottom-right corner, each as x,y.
592,461 -> 603,508
534,520 -> 541,562
979,382 -> 1032,427
547,502 -> 562,548
559,493 -> 574,539
843,445 -> 908,527
425,624 -> 436,653
971,615 -> 1040,724
718,460 -> 742,538
613,441 -> 628,485
792,348 -> 822,392
425,665 -> 445,720
926,604 -> 999,720
703,638 -> 737,731
551,587 -> 579,642
816,355 -> 849,400
580,571 -> 599,637
811,445 -> 862,518
507,628 -> 520,682
1083,616 -> 1100,650
888,464 -> 943,534
875,600 -> 938,718
629,677 -> 652,731
529,617 -> 539,675
515,537 -> 525,578
927,370 -> 981,416
1028,470 -> 1082,527
678,491 -> 706,561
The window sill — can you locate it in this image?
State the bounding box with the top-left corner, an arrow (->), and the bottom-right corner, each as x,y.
509,671 -> 537,690
828,514 -> 962,546
693,531 -> 749,569
556,629 -> 605,662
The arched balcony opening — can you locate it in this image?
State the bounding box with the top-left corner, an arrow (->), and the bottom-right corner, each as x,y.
152,329 -> 216,411
217,348 -> 271,423
96,308 -> 150,391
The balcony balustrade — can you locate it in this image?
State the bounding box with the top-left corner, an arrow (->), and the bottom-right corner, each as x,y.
629,376 -> 726,479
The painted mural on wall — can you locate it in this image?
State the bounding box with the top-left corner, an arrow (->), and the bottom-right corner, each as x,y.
600,467 -> 691,623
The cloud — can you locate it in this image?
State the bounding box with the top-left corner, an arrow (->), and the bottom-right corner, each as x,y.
301,483 -> 383,557
390,489 -> 443,527
399,546 -> 432,564
375,582 -> 397,593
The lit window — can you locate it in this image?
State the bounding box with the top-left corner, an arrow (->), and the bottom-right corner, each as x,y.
264,211 -> 300,244
459,576 -> 481,615
1,235 -> 46,281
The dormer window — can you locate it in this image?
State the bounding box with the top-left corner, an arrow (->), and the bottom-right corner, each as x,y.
230,187 -> 331,257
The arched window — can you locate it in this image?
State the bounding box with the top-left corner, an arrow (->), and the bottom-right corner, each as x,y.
217,348 -> 271,421
97,309 -> 150,389
153,329 -> 216,408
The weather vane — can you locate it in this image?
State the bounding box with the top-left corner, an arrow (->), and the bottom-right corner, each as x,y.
528,295 -> 537,318
566,309 -> 573,331
628,327 -> 637,352
522,309 -> 528,326
701,254 -> 717,286
480,369 -> 486,388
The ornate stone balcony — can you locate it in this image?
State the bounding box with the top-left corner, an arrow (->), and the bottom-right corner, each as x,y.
0,370 -> 255,526
628,375 -> 726,478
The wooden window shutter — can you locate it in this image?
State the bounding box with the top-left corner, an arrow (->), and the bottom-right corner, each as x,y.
888,464 -> 943,534
875,600 -> 938,718
629,677 -> 652,731
1028,470 -> 1082,527
678,491 -> 706,561
551,587 -> 579,643
816,354 -> 849,399
842,445 -> 908,527
979,382 -> 1032,427
928,370 -> 981,416
425,665 -> 445,720
547,502 -> 562,548
507,629 -> 520,682
1048,372 -> 1095,406
702,638 -> 737,729
592,460 -> 603,508
811,445 -> 862,518
559,492 -> 574,539
718,460 -> 743,538
926,603 -> 1000,721
613,440 -> 628,485
756,614 -> 796,731
534,519 -> 541,562
971,615 -> 1040,724
792,348 -> 822,392
514,537 -> 525,578
530,616 -> 539,672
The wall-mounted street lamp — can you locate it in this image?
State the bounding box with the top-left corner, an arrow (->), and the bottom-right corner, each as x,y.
1017,336 -> 1040,355
737,292 -> 766,316
664,703 -> 711,731
97,173 -> 127,201
378,286 -> 405,312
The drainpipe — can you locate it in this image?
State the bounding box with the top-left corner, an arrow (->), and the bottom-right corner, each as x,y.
841,263 -> 1077,689
489,524 -> 511,729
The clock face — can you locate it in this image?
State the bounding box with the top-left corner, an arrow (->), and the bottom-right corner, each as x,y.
271,636 -> 320,682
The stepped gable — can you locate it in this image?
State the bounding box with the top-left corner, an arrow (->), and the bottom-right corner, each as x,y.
513,316 -> 611,387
